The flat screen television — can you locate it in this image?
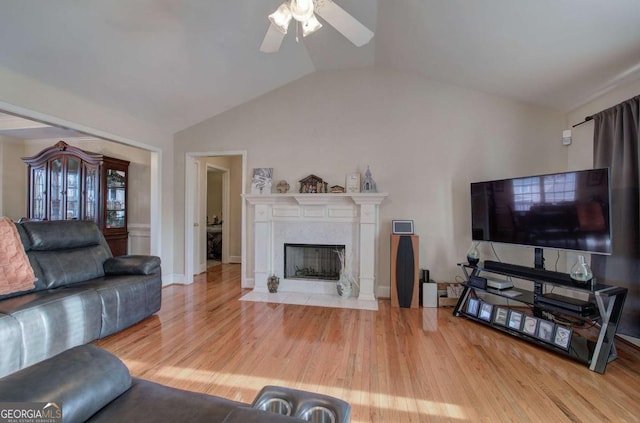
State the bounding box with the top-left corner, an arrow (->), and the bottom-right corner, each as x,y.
470,168 -> 612,255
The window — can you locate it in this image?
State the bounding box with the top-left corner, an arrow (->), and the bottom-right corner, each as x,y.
543,173 -> 576,203
513,177 -> 541,211
512,173 -> 576,211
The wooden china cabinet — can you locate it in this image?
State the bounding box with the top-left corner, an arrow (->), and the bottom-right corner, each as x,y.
22,141 -> 130,256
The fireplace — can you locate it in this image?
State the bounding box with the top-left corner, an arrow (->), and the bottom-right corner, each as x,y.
244,193 -> 387,300
284,244 -> 345,281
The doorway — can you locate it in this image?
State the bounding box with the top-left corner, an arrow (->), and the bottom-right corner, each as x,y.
184,151 -> 246,285
205,165 -> 229,269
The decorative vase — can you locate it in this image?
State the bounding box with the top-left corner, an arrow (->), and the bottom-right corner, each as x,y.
276,180 -> 290,193
337,273 -> 352,298
570,255 -> 593,284
267,275 -> 280,293
466,242 -> 480,266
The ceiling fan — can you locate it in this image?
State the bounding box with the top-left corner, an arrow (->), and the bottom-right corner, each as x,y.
260,0 -> 374,53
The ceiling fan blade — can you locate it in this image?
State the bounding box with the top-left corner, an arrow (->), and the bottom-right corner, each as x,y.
260,23 -> 286,53
314,0 -> 374,47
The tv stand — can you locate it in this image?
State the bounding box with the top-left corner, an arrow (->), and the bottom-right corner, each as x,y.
534,247 -> 545,269
454,262 -> 628,374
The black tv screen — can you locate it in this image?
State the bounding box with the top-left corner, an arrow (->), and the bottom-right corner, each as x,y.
470,168 -> 612,255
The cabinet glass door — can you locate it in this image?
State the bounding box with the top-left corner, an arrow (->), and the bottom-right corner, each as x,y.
83,164 -> 99,222
106,169 -> 126,228
49,158 -> 64,220
66,157 -> 81,219
31,166 -> 47,220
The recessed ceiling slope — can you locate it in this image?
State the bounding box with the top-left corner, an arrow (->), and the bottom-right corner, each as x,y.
0,112 -> 82,140
375,0 -> 640,111
0,0 -> 638,136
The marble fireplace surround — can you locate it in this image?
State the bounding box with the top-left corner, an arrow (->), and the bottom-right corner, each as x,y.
244,193 -> 387,301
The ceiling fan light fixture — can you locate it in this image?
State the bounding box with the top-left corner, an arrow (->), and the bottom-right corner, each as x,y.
261,0 -> 374,53
289,0 -> 314,22
268,3 -> 292,34
302,13 -> 323,37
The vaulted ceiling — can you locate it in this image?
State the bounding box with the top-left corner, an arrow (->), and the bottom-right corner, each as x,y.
0,0 -> 639,136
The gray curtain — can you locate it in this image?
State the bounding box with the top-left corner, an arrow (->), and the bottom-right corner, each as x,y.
592,94 -> 640,338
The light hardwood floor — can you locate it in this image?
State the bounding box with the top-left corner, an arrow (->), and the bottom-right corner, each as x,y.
95,264 -> 640,422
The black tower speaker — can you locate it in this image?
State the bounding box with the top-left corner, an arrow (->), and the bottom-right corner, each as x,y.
391,234 -> 419,308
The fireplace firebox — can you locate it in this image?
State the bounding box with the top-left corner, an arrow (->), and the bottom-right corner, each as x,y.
284,244 -> 345,281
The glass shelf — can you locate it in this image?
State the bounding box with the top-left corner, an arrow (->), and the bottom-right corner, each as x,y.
454,262 -> 628,373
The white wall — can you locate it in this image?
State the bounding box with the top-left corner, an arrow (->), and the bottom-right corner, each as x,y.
0,65 -> 175,280
175,68 -> 566,294
0,135 -> 26,219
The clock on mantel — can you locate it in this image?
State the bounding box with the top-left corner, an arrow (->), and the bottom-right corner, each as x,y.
22,141 -> 130,256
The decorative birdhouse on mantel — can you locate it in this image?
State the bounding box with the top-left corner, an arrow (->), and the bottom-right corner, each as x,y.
362,165 -> 377,193
299,174 -> 328,193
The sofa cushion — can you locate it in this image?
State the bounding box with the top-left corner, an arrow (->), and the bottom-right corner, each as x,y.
29,246 -> 110,288
104,255 -> 161,276
19,220 -> 113,289
70,274 -> 162,338
0,345 -> 132,423
0,288 -> 102,368
87,378 -> 247,423
0,313 -> 22,378
21,220 -> 105,251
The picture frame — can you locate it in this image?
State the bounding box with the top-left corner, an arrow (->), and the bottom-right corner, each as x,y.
250,168 -> 273,194
478,301 -> 494,321
345,173 -> 361,193
466,298 -> 480,316
522,316 -> 538,336
536,320 -> 555,343
492,307 -> 509,326
553,325 -> 573,350
507,310 -> 524,331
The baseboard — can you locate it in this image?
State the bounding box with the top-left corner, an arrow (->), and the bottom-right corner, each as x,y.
619,334 -> 640,348
377,285 -> 390,299
243,278 -> 255,289
229,255 -> 241,263
163,273 -> 186,286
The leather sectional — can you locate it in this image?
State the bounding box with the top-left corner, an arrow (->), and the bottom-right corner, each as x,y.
0,220 -> 161,378
0,220 -> 352,422
0,344 -> 351,422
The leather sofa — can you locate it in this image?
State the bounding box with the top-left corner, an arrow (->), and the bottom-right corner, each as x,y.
0,220 -> 161,378
0,344 -> 351,423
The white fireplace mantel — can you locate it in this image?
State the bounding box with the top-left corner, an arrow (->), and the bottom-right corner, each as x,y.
243,193 -> 388,206
244,193 -> 388,301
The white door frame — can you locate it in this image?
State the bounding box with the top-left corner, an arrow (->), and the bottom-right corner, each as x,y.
184,150 -> 247,285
